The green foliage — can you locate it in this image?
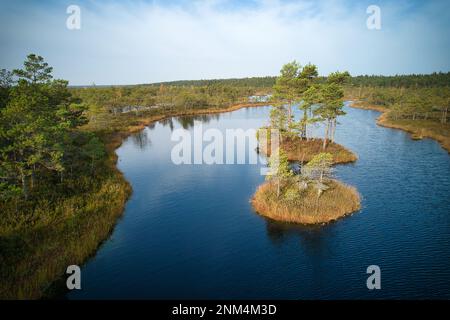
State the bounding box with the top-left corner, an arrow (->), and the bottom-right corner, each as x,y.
0,56 -> 92,199
0,182 -> 21,200
311,72 -> 350,148
0,69 -> 14,109
349,72 -> 450,88
70,81 -> 264,125
267,149 -> 293,181
149,76 -> 277,88
273,61 -> 305,101
266,149 -> 293,197
302,152 -> 334,182
270,62 -> 349,144
272,61 -> 319,137
83,135 -> 106,173
327,71 -> 350,85
0,54 -> 132,299
13,54 -> 53,84
314,82 -> 346,120
126,72 -> 450,89
349,85 -> 450,124
269,106 -> 288,131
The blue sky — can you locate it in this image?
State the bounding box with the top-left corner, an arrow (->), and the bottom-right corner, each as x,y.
1,0 -> 449,85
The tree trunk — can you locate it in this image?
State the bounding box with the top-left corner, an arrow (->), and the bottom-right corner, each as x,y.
301,108 -> 308,140
329,120 -> 333,143
323,120 -> 329,150
287,103 -> 292,132
21,173 -> 28,200
331,119 -> 337,143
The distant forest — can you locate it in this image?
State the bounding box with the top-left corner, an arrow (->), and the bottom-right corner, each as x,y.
145,72 -> 450,88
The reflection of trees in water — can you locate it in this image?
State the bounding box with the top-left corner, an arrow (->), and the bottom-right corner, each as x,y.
176,116 -> 194,130
199,113 -> 220,122
159,118 -> 174,131
175,114 -> 221,129
265,219 -> 334,258
131,130 -> 151,149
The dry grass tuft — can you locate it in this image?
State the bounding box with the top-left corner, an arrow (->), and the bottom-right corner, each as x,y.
252,180 -> 361,224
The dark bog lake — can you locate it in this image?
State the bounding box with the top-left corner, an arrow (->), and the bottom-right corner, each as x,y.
68,103 -> 450,299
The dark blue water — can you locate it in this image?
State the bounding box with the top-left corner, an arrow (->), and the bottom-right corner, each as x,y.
68,103 -> 450,299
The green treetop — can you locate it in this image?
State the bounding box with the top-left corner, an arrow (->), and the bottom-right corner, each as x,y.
272,61 -> 318,138
302,152 -> 333,183
0,54 -> 87,199
13,54 -> 53,84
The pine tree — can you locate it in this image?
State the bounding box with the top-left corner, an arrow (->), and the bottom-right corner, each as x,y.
266,149 -> 293,197
273,61 -> 318,138
0,54 -> 86,198
313,71 -> 349,149
302,153 -> 333,183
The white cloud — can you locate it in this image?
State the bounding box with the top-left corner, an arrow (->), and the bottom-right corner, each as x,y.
1,0 -> 449,85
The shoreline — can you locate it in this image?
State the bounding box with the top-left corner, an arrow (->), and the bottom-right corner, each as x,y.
105,102 -> 270,153
349,100 -> 450,153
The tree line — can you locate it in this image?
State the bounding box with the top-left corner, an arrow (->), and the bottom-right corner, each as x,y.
148,76 -> 276,88
0,54 -> 105,201
141,72 -> 450,89
349,72 -> 450,88
70,81 -> 263,132
347,86 -> 449,124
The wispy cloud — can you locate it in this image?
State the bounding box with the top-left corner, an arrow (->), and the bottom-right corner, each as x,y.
1,0 -> 449,85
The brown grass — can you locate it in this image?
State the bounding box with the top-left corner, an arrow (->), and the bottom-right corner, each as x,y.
260,135 -> 357,164
0,176 -> 131,299
252,180 -> 361,224
350,101 -> 450,153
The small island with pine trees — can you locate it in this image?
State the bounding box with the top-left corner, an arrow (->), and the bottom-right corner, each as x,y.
252,61 -> 361,224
